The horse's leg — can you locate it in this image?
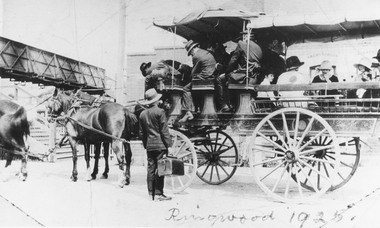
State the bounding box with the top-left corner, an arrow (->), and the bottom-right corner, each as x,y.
67,137 -> 79,182
112,140 -> 125,187
83,141 -> 92,181
102,142 -> 110,179
91,142 -> 101,180
19,153 -> 28,181
1,152 -> 14,182
124,142 -> 132,185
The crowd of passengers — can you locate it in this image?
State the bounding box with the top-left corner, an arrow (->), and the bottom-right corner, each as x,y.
139,31 -> 380,122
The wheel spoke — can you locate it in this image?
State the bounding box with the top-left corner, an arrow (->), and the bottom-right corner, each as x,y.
270,162 -> 289,192
296,117 -> 315,148
295,164 -> 304,198
284,166 -> 292,198
261,160 -> 287,182
200,162 -> 211,177
300,144 -> 336,156
252,156 -> 284,167
296,161 -> 321,193
298,159 -> 332,182
214,164 -> 221,182
216,161 -> 230,177
252,146 -> 285,156
299,128 -> 328,151
216,136 -> 228,153
214,132 -> 219,152
267,119 -> 289,150
209,165 -> 215,182
177,150 -> 193,159
293,111 -> 300,147
282,112 -> 291,143
299,155 -> 337,166
257,132 -> 287,152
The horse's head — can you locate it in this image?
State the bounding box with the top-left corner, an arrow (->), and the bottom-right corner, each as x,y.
46,88 -> 74,118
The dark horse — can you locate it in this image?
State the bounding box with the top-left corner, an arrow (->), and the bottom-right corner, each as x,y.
0,100 -> 30,181
46,88 -> 138,187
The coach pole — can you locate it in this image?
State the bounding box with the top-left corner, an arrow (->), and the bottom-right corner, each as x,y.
115,0 -> 127,105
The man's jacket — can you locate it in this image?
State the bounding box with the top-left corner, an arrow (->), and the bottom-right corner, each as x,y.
139,105 -> 173,151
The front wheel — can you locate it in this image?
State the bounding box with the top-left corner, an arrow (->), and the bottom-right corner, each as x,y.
164,129 -> 197,193
195,129 -> 239,185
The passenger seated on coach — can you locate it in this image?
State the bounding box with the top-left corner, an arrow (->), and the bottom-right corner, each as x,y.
139,60 -> 182,91
350,57 -> 380,107
185,40 -> 227,113
311,60 -> 340,107
256,70 -> 277,109
207,41 -> 233,112
140,59 -> 195,122
277,56 -> 309,107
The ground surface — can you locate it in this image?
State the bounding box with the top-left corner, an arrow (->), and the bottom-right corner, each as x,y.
1,151 -> 380,228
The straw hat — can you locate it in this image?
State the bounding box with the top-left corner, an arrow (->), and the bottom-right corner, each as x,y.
354,57 -> 372,71
142,88 -> 162,106
185,40 -> 199,56
318,60 -> 333,70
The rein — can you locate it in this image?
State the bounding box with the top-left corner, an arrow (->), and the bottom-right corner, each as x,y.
65,116 -> 129,143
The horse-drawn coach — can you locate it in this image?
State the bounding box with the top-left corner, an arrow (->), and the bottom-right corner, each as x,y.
149,8 -> 380,203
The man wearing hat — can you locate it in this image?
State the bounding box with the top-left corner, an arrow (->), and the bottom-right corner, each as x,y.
186,39 -> 232,113
277,56 -> 309,107
140,60 -> 182,91
186,40 -> 217,81
139,88 -> 173,201
225,30 -> 263,82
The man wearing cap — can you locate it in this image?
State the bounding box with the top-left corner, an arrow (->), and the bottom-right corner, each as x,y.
277,56 -> 309,107
139,88 -> 173,201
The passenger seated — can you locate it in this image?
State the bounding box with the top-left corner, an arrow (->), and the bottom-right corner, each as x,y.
256,70 -> 276,109
140,60 -> 194,122
277,56 -> 309,107
311,60 -> 340,107
347,58 -> 373,107
186,40 -> 229,113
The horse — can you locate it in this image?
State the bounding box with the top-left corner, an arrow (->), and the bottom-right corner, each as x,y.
0,100 -> 30,181
46,88 -> 138,187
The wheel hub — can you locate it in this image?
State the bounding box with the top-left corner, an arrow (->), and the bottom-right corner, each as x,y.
285,151 -> 297,163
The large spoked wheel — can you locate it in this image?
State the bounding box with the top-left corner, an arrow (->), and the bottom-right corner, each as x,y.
249,108 -> 340,203
297,136 -> 360,191
164,129 -> 197,193
195,129 -> 239,185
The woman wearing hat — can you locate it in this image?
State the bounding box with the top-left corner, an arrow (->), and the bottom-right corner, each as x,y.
139,88 -> 173,201
277,56 -> 309,107
350,57 -> 373,100
312,60 -> 339,96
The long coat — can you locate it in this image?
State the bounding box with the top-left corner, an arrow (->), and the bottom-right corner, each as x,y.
138,104 -> 173,151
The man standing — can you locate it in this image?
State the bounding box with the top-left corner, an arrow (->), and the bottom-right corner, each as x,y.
139,88 -> 173,201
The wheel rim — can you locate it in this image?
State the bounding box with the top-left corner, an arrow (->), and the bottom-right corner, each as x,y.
164,129 -> 197,193
195,129 -> 238,185
249,108 -> 340,203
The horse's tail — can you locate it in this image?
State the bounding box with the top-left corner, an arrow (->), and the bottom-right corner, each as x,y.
123,108 -> 138,139
10,106 -> 30,136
